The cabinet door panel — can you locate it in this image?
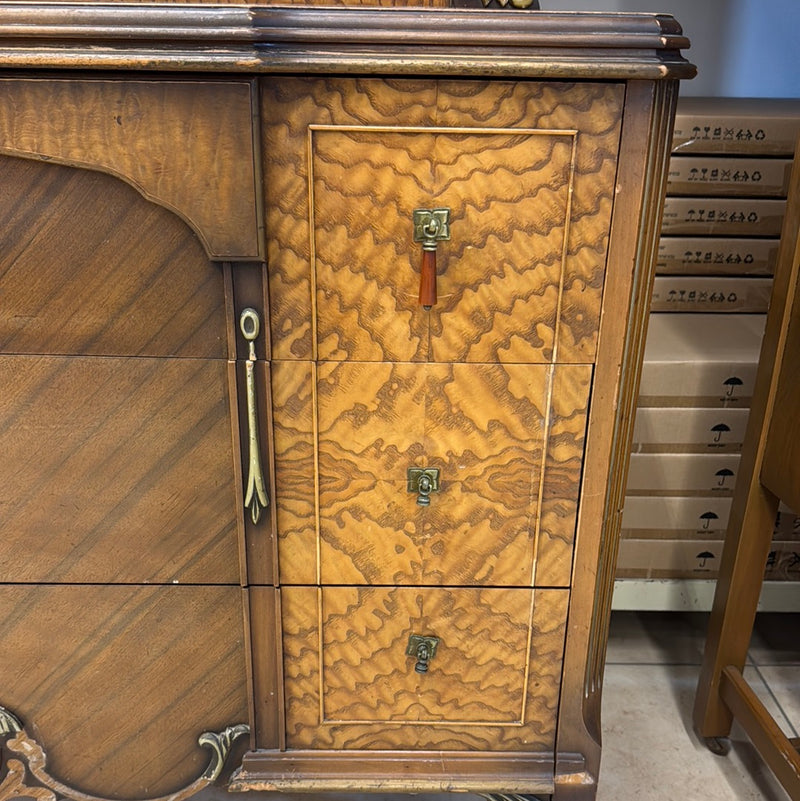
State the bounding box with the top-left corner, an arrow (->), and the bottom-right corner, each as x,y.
0,355 -> 240,583
0,585 -> 249,799
282,585 -> 567,750
0,155 -> 227,358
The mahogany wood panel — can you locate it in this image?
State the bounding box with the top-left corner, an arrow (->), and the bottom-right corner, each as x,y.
263,77 -> 623,365
0,78 -> 260,260
0,155 -> 227,358
554,81 -> 680,795
273,362 -> 590,586
0,355 -> 240,584
0,584 -> 249,798
281,586 -> 567,750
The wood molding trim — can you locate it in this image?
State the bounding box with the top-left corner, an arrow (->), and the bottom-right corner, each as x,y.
0,3 -> 695,78
232,749 -> 585,793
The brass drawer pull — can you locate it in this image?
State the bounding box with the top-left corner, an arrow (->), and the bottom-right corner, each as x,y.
413,208 -> 450,310
407,467 -> 440,506
240,308 -> 269,525
406,634 -> 440,674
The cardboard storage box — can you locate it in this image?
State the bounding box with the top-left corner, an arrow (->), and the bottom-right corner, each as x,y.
631,407 -> 750,452
651,276 -> 772,313
774,504 -> 800,540
621,495 -> 731,537
661,197 -> 786,236
617,538 -> 800,580
672,97 -> 800,156
625,453 -> 741,496
637,314 -> 765,407
667,155 -> 793,197
764,544 -> 800,580
656,236 -> 779,276
617,537 -> 725,579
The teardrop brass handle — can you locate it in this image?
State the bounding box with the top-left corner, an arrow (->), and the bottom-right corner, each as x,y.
413,208 -> 450,310
240,308 -> 269,525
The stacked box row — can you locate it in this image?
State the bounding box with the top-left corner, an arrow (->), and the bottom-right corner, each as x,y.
618,98 -> 800,583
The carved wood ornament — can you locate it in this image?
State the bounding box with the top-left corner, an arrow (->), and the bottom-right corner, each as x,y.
0,707 -> 248,801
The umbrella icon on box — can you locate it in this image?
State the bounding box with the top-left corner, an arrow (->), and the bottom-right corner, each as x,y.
723,376 -> 744,397
700,511 -> 719,530
696,550 -> 716,568
711,423 -> 731,443
715,468 -> 735,487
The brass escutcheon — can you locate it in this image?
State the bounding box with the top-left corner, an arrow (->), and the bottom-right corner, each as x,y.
407,467 -> 440,506
412,208 -> 451,250
406,634 -> 440,674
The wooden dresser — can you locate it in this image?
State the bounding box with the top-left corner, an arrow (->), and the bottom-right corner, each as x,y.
0,5 -> 693,801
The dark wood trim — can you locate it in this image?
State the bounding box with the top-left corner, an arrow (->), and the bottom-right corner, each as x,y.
0,3 -> 695,78
553,78 -> 679,796
232,749 -> 578,793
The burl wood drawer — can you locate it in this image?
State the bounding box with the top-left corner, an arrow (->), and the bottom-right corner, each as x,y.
264,77 -> 624,366
273,361 -> 590,587
281,585 -> 568,750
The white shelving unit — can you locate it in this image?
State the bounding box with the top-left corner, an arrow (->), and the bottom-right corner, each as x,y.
612,579 -> 800,612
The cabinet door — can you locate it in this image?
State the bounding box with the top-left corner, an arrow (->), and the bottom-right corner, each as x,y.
0,156 -> 241,584
0,154 -> 250,796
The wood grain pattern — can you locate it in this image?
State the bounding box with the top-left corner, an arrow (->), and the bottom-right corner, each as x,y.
0,355 -> 240,584
273,362 -> 590,586
0,155 -> 227,358
263,77 -> 623,364
281,586 -> 567,750
535,364 -> 594,586
270,360 -> 318,585
0,585 -> 249,798
0,78 -> 259,260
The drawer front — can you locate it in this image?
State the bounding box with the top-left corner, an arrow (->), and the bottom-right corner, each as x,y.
0,355 -> 240,583
264,77 -> 624,366
282,585 -> 568,750
273,362 -> 590,586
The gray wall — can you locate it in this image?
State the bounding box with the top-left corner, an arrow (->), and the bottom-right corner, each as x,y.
541,0 -> 800,98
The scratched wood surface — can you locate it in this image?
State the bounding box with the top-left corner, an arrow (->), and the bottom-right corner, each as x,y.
0,78 -> 259,259
273,361 -> 590,586
0,155 -> 227,358
0,584 -> 249,798
281,586 -> 567,749
263,77 -> 623,364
